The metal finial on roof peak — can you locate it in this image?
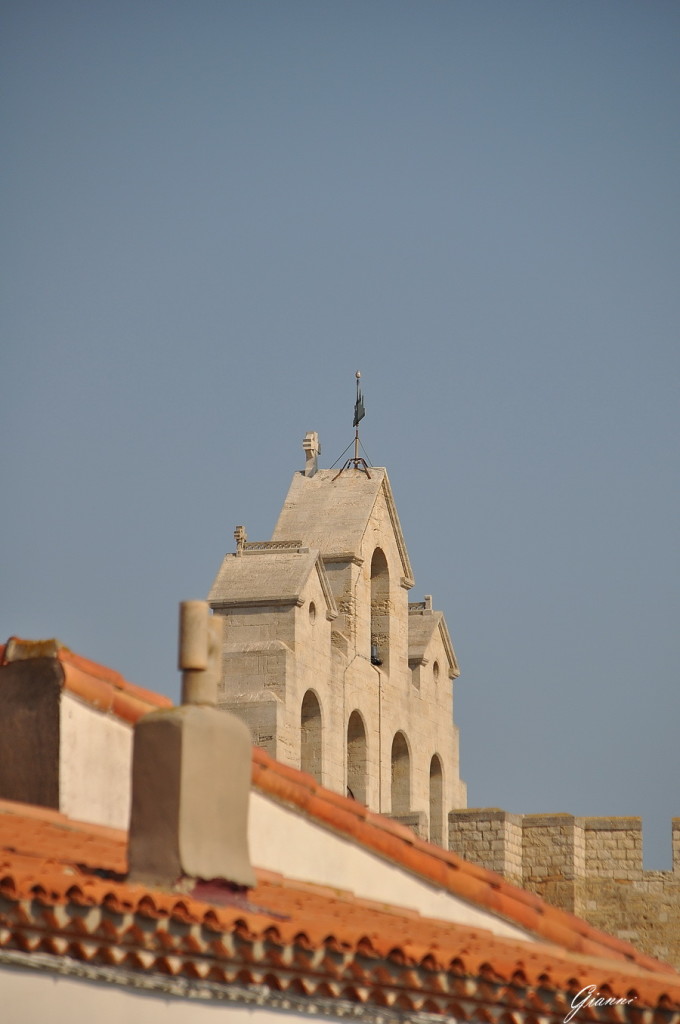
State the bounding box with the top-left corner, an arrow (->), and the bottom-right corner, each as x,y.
353,370 -> 365,430
332,371 -> 370,479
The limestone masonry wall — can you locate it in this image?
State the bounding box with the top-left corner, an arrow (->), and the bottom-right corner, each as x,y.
209,459 -> 467,840
208,442 -> 675,971
448,810 -> 680,969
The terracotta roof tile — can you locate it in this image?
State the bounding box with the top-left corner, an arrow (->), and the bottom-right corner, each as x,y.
0,801 -> 679,1017
250,747 -> 674,975
0,798 -> 127,874
0,639 -> 171,722
1,641 -> 674,988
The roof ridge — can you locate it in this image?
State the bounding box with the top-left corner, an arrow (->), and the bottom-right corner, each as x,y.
1,637 -> 172,724
0,797 -> 127,841
57,648 -> 172,707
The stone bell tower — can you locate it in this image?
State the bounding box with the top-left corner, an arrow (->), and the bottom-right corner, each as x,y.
208,432 -> 466,844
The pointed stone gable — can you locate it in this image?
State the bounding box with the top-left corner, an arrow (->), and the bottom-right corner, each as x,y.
209,546 -> 337,619
408,605 -> 460,680
272,468 -> 414,586
209,448 -> 466,839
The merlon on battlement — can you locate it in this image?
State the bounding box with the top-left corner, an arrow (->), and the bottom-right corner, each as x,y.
449,808 -> 680,969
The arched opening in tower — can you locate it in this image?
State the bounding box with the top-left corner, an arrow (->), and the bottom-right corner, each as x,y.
391,731 -> 410,814
300,690 -> 322,783
370,547 -> 390,670
347,710 -> 368,804
429,754 -> 444,846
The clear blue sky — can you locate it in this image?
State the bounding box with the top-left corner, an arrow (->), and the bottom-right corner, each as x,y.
2,1 -> 679,867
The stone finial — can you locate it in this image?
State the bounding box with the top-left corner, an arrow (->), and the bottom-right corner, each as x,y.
302,431 -> 320,477
424,595 -> 433,611
178,600 -> 222,706
234,525 -> 247,555
128,601 -> 255,889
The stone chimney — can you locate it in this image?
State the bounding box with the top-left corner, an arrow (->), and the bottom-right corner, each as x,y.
128,601 -> 255,888
0,638 -> 64,811
0,636 -> 171,829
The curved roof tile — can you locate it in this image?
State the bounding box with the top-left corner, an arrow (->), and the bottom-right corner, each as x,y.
1,639 -> 172,723
250,747 -> 674,975
0,800 -> 679,1017
1,641 -> 674,995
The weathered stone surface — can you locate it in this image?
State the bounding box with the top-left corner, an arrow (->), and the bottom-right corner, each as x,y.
449,809 -> 680,969
208,456 -> 466,841
129,704 -> 255,888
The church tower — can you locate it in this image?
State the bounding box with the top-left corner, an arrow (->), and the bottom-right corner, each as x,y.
208,432 -> 466,844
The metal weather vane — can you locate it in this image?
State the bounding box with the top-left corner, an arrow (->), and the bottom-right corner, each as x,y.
333,370 -> 371,479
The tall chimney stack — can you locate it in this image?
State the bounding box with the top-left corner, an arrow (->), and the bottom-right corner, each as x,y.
128,601 -> 255,888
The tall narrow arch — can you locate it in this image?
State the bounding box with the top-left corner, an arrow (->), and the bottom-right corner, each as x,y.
370,547 -> 390,669
391,731 -> 410,814
347,710 -> 368,804
429,754 -> 444,846
300,690 -> 322,784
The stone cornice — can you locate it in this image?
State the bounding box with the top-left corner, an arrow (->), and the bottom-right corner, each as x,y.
380,473 -> 415,588
438,616 -> 460,680
322,552 -> 365,567
314,554 -> 339,621
212,597 -> 304,610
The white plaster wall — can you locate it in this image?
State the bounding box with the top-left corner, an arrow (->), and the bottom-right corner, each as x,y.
60,692 -> 133,829
1,965 -> 332,1024
249,790 -> 533,942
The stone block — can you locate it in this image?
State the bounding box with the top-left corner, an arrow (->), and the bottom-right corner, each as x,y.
389,811 -> 428,841
129,704 -> 255,888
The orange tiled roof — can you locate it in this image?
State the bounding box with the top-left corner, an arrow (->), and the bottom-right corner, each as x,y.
1,798 -> 679,1018
250,748 -> 674,976
1,641 -> 673,987
0,638 -> 172,722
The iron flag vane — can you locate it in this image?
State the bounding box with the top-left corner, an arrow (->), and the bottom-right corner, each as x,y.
333,370 -> 371,479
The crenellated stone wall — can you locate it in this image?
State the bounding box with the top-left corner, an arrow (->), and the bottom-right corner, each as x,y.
448,810 -> 680,969
446,808 -> 523,887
